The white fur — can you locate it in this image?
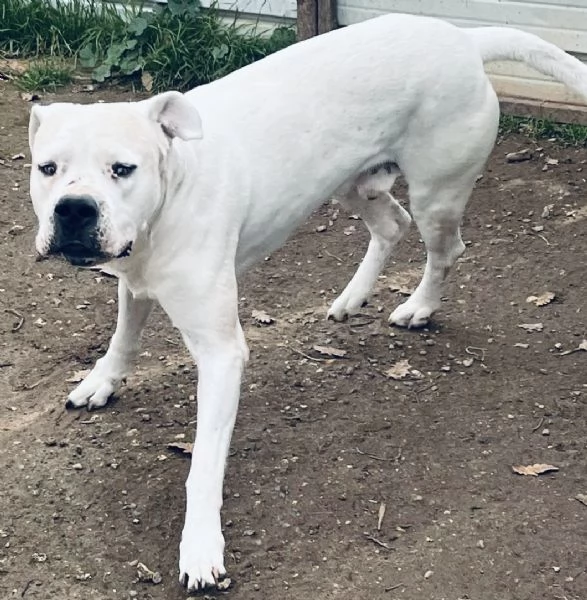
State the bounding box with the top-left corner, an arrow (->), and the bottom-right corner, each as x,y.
28,14 -> 587,591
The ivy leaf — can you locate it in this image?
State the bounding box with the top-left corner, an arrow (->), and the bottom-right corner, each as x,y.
79,45 -> 97,68
127,16 -> 149,36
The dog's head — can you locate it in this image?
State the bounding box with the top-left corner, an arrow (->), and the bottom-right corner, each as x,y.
28,91 -> 203,267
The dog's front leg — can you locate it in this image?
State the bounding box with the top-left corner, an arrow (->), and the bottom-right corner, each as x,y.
67,278 -> 153,410
173,308 -> 248,591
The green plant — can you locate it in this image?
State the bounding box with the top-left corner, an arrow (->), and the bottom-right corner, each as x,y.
78,1 -> 296,91
0,0 -> 129,58
16,60 -> 73,91
499,114 -> 587,146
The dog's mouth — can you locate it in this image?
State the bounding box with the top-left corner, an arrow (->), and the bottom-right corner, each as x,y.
51,241 -> 133,267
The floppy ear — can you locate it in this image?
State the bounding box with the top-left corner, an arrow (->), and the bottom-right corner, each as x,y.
29,104 -> 45,151
142,91 -> 203,141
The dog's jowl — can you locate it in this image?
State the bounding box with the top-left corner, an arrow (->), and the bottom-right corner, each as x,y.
28,13 -> 587,591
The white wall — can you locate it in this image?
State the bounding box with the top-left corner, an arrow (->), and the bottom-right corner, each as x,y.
336,0 -> 587,104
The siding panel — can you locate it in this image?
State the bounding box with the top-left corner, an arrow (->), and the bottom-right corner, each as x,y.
337,0 -> 587,103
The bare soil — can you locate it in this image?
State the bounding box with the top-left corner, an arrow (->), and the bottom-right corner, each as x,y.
0,82 -> 585,600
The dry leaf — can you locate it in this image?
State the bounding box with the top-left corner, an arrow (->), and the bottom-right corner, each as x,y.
512,463 -> 559,476
377,502 -> 386,531
66,369 -> 91,383
252,309 -> 274,325
167,442 -> 193,456
575,494 -> 587,506
557,339 -> 587,356
518,322 -> 544,333
313,345 -> 347,358
385,359 -> 412,380
136,562 -> 162,584
20,92 -> 40,102
141,71 -> 154,92
526,292 -> 555,306
506,148 -> 532,163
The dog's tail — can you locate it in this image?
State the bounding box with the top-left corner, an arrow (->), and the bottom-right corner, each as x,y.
465,27 -> 587,99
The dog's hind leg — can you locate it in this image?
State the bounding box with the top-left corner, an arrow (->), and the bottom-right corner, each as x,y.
328,167 -> 411,321
389,85 -> 500,328
388,176 -> 472,328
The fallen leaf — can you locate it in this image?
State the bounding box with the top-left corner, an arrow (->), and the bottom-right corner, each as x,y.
512,463 -> 559,476
313,345 -> 347,358
136,562 -> 162,584
66,369 -> 91,383
518,322 -> 544,333
141,71 -> 154,92
385,359 -> 412,380
506,148 -> 532,163
377,502 -> 386,531
20,92 -> 40,102
575,494 -> 587,506
526,292 -> 555,307
252,309 -> 274,325
217,577 -> 232,590
557,339 -> 587,356
167,442 -> 193,456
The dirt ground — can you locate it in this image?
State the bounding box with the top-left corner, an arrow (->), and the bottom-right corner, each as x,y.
0,80 -> 585,600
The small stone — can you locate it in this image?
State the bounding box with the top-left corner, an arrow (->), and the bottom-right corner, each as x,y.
424,570 -> 434,579
315,225 -> 327,232
72,463 -> 83,470
542,428 -> 550,436
476,539 -> 485,549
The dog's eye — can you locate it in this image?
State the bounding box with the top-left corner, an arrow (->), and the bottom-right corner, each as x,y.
38,161 -> 57,177
112,163 -> 137,179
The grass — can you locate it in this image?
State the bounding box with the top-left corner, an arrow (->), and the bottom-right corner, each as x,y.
2,0 -> 587,148
499,114 -> 587,147
0,0 -> 127,58
15,60 -> 73,91
1,0 -> 296,92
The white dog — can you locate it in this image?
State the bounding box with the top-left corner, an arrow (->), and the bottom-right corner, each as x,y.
28,13 -> 587,591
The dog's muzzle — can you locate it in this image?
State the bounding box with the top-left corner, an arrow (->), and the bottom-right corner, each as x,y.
48,194 -> 131,266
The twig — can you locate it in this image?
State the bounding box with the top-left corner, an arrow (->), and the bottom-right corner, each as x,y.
164,338 -> 179,346
532,416 -> 545,432
356,446 -> 402,462
535,233 -> 551,246
21,579 -> 34,597
363,533 -> 394,550
0,362 -> 13,368
290,346 -> 324,362
5,308 -> 24,332
385,583 -> 405,592
23,379 -> 43,390
465,346 -> 486,361
325,250 -> 343,263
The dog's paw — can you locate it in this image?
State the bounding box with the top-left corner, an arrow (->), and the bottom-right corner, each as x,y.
327,292 -> 367,322
66,361 -> 124,410
389,297 -> 438,329
179,523 -> 226,591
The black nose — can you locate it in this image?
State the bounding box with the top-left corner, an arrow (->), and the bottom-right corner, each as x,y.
54,196 -> 99,231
